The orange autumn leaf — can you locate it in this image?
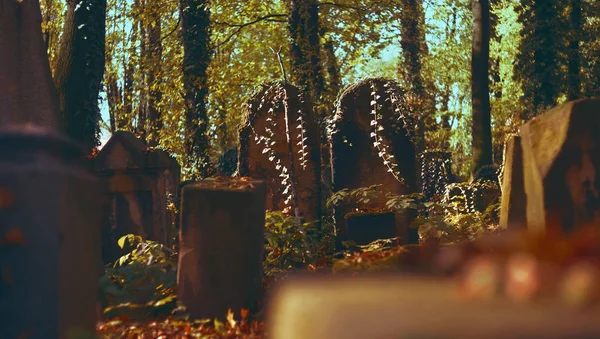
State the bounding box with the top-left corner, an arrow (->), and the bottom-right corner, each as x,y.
2,227 -> 26,245
0,188 -> 14,209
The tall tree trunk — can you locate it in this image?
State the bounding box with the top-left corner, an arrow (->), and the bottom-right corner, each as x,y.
105,67 -> 121,134
567,0 -> 581,100
0,0 -> 61,129
399,0 -> 427,153
137,3 -> 147,142
471,0 -> 493,175
54,0 -> 107,155
287,0 -> 324,107
179,0 -> 212,177
146,2 -> 163,147
121,56 -> 134,130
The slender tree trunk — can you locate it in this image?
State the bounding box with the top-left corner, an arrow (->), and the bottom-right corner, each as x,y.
137,3 -> 147,142
179,0 -> 213,177
399,0 -> 426,153
53,0 -> 107,154
146,2 -> 163,147
567,0 -> 581,100
0,0 -> 61,129
471,0 -> 493,175
287,0 -> 324,107
121,57 -> 134,130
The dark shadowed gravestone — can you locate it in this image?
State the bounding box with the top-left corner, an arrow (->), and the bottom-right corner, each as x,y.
217,147 -> 238,177
177,178 -> 266,320
329,78 -> 418,247
0,125 -> 104,339
267,275 -> 600,339
238,81 -> 321,222
499,135 -> 527,229
91,131 -> 180,264
520,99 -> 600,234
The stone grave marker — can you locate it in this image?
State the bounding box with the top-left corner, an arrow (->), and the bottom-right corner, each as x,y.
329,78 -> 419,247
520,99 -> 600,234
238,81 -> 321,222
267,275 -> 600,339
177,178 -> 266,320
91,131 -> 180,264
0,125 -> 103,339
499,135 -> 527,229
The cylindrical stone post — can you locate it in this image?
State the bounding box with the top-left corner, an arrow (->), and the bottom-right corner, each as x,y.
177,178 -> 267,320
0,125 -> 104,339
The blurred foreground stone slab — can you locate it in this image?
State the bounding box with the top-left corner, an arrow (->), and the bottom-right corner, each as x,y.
267,275 -> 600,339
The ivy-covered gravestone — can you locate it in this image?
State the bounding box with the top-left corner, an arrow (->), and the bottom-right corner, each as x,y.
238,81 -> 321,222
329,78 -> 419,247
419,150 -> 453,200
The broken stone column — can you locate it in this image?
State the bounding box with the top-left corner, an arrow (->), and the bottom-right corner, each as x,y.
520,99 -> 600,234
177,178 -> 266,320
0,125 -> 103,339
499,135 -> 526,229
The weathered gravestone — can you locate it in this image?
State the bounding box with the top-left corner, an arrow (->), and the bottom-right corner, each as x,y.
267,275 -> 600,339
177,178 -> 266,320
0,0 -> 61,129
499,135 -> 527,229
216,146 -> 238,177
420,150 -> 453,200
238,81 -> 321,222
91,131 -> 180,264
329,78 -> 419,247
520,99 -> 600,234
0,125 -> 104,339
445,180 -> 501,215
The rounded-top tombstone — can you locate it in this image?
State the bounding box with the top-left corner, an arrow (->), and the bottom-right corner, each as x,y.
238,81 -> 321,222
329,78 -> 418,247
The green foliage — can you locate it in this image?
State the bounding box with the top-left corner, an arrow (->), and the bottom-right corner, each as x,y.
263,211 -> 335,276
326,184 -> 422,214
100,235 -> 177,307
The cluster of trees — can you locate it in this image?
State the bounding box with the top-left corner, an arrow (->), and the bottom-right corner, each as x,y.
37,0 -> 600,180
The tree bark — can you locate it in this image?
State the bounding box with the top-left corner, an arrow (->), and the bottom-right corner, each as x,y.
146,1 -> 163,147
179,0 -> 213,177
471,0 -> 493,175
0,0 -> 61,129
287,0 -> 324,107
567,0 -> 581,101
53,0 -> 107,154
399,0 -> 427,153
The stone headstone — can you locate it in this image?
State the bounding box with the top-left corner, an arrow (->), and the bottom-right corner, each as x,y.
267,275 -> 600,339
520,99 -> 600,234
177,178 -> 266,320
499,135 -> 526,229
91,131 -> 180,264
0,125 -> 103,339
238,81 -> 321,222
329,78 -> 418,247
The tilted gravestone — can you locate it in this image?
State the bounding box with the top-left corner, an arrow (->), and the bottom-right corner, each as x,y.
91,131 -> 180,264
329,78 -> 419,247
499,135 -> 527,229
177,178 -> 266,320
520,99 -> 600,234
238,81 -> 321,222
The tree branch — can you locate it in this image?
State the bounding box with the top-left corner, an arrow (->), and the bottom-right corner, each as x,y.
213,13 -> 287,49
